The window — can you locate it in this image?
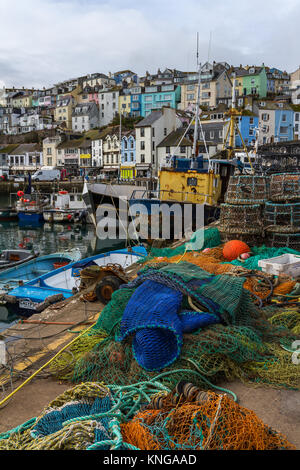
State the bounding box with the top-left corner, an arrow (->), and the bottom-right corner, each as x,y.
164,128 -> 167,136
295,124 -> 299,132
250,118 -> 254,124
187,94 -> 195,100
140,128 -> 145,137
282,114 -> 287,122
295,113 -> 299,122
152,128 -> 155,137
280,126 -> 288,134
140,141 -> 145,150
47,148 -> 52,155
141,154 -> 145,163
187,85 -> 195,91
262,113 -> 269,121
210,131 -> 214,139
47,157 -> 52,165
166,146 -> 170,153
180,146 -> 186,153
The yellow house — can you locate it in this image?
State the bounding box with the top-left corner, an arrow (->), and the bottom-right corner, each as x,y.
180,70 -> 232,110
54,95 -> 74,129
119,94 -> 131,116
11,94 -> 33,108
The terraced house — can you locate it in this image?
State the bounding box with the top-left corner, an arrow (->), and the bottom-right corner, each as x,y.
180,62 -> 232,111
72,102 -> 100,133
54,95 -> 75,129
253,100 -> 294,144
141,84 -> 181,117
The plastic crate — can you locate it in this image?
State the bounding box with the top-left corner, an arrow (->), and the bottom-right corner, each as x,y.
258,254 -> 300,277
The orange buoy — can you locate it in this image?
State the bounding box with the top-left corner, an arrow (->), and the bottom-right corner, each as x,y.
223,240 -> 251,261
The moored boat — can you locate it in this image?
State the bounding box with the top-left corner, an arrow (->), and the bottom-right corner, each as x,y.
3,245 -> 147,317
0,207 -> 18,222
0,249 -> 82,295
0,249 -> 39,271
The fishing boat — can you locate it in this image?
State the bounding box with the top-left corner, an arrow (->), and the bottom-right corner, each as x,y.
3,245 -> 147,318
0,249 -> 39,271
43,190 -> 88,224
0,249 -> 82,295
15,191 -> 50,224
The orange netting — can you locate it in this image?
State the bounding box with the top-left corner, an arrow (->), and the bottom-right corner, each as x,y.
121,390 -> 296,451
145,248 -> 296,301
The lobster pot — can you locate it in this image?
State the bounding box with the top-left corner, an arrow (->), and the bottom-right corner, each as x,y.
225,175 -> 270,204
264,202 -> 300,233
269,173 -> 300,202
266,232 -> 300,251
219,203 -> 263,235
219,230 -> 264,248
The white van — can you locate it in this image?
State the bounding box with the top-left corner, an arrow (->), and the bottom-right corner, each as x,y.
32,167 -> 61,182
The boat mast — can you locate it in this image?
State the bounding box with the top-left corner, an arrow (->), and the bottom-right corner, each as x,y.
192,33 -> 201,159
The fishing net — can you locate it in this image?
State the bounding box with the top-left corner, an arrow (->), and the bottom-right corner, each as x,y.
268,308 -> 300,336
120,384 -> 295,450
49,258 -> 300,391
143,227 -> 221,262
1,379 -> 295,451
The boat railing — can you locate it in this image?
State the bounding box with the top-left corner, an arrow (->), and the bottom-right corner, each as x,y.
130,188 -> 213,203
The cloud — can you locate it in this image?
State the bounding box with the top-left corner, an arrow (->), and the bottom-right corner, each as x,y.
0,0 -> 299,88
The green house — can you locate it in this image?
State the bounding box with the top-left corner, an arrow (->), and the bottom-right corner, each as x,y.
242,66 -> 268,98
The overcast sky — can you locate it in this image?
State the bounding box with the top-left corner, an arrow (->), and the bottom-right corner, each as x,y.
0,0 -> 299,89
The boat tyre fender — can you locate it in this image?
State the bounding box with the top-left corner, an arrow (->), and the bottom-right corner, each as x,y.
95,275 -> 123,304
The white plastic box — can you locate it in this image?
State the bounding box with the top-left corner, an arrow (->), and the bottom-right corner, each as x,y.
258,254 -> 300,278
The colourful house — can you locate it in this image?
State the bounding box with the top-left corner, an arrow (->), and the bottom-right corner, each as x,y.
119,94 -> 131,116
120,133 -> 136,180
242,66 -> 268,98
235,114 -> 259,147
141,84 -> 181,117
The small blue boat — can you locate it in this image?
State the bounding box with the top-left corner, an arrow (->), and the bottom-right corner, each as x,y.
17,211 -> 44,224
3,245 -> 147,318
0,249 -> 82,294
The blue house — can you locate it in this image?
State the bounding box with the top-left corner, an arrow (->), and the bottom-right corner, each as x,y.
235,114 -> 259,147
113,70 -> 138,85
274,106 -> 294,142
120,134 -> 136,180
141,84 -> 181,117
130,86 -> 144,117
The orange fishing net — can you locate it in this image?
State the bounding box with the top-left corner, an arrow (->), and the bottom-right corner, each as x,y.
145,249 -> 296,301
121,389 -> 295,450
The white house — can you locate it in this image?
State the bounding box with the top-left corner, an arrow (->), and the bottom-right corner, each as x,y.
98,89 -> 120,127
72,102 -> 100,133
9,143 -> 43,172
134,107 -> 182,177
91,138 -> 103,168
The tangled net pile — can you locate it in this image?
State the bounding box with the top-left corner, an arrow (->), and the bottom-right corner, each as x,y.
0,381 -> 295,451
49,254 -> 300,391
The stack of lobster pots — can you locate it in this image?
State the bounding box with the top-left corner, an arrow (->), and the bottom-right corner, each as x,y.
219,174 -> 270,247
264,173 -> 300,250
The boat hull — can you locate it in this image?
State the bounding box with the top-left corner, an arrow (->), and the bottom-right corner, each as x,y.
18,212 -> 44,224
